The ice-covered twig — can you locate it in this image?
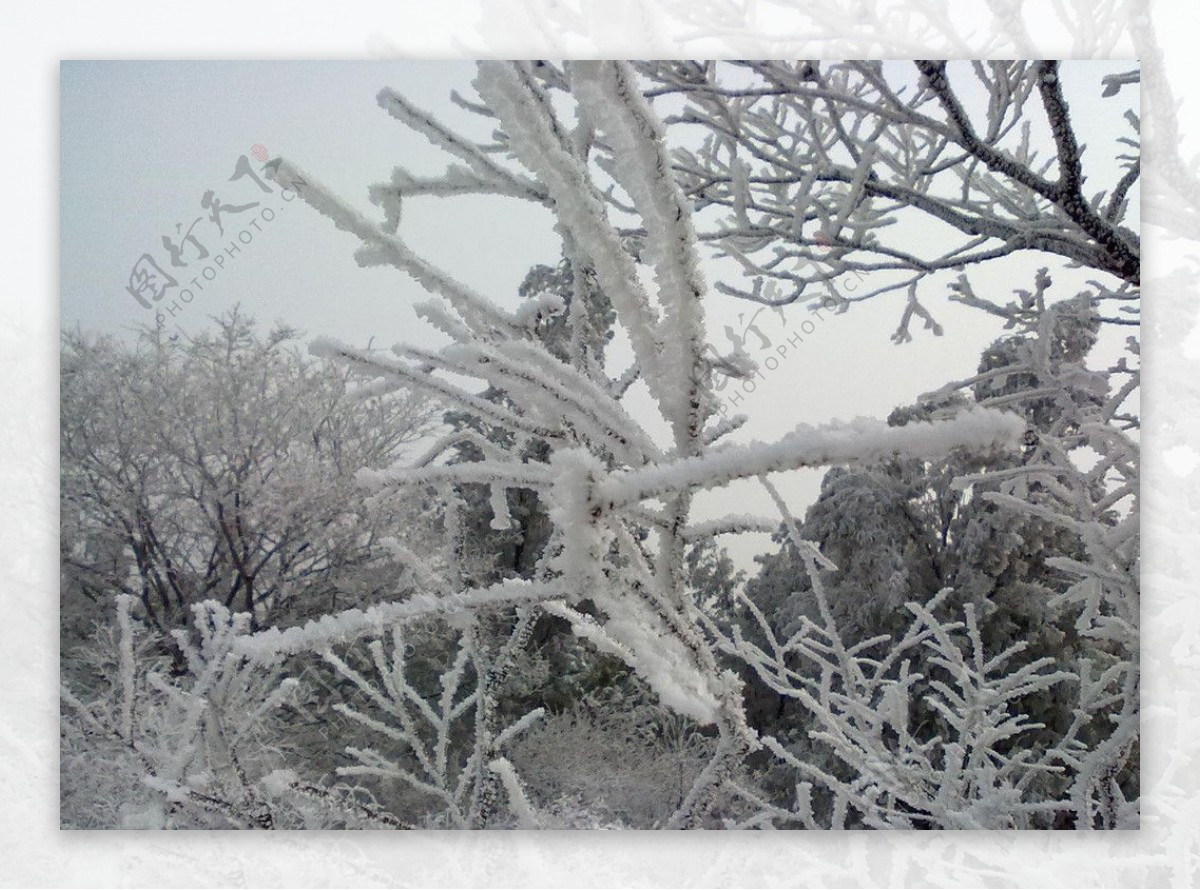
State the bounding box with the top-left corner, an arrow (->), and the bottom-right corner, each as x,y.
598,407 -> 1025,507
266,159 -> 518,337
235,579 -> 558,662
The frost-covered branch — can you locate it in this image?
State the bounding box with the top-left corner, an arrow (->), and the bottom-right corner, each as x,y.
61,598 -> 295,829
637,59 -> 1140,342
124,61 -> 1135,833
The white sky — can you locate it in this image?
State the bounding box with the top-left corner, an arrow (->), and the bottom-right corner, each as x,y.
60,60 -> 1138,570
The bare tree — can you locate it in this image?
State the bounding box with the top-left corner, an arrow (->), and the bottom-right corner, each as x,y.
60,310 -> 437,634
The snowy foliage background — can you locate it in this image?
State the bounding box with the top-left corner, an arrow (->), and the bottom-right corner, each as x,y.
8,0 -> 1200,886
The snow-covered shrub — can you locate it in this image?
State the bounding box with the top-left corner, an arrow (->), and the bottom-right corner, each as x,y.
61,596 -> 296,828
509,680 -> 718,827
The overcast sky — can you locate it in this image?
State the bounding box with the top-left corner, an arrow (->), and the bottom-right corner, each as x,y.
60,60 -> 1138,568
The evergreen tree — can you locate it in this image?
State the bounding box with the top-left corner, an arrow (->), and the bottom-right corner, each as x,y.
743,295 -> 1107,768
